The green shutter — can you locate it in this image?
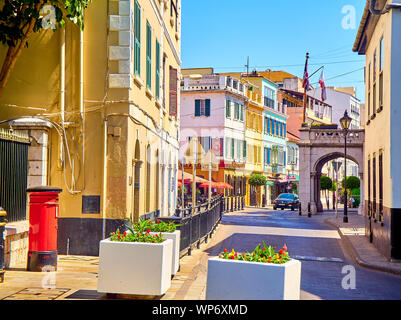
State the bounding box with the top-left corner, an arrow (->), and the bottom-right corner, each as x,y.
231,138 -> 234,158
146,22 -> 151,89
195,99 -> 201,116
155,40 -> 160,99
134,1 -> 141,76
226,100 -> 231,118
243,140 -> 247,158
205,99 -> 211,116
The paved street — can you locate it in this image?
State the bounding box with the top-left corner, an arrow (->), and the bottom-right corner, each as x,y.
1,207 -> 401,300
214,208 -> 401,300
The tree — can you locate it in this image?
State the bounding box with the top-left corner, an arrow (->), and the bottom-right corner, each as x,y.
248,174 -> 267,207
248,174 -> 267,187
341,176 -> 360,208
320,176 -> 333,210
0,0 -> 92,96
341,176 -> 360,190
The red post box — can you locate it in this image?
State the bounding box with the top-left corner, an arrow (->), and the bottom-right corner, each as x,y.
26,186 -> 62,272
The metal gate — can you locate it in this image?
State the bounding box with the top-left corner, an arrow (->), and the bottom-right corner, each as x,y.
0,129 -> 30,222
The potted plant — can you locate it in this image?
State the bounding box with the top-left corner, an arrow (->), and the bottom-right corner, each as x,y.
206,242 -> 301,300
97,229 -> 173,296
129,218 -> 181,276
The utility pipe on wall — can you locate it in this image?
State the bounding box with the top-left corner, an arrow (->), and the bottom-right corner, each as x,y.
80,29 -> 86,190
370,0 -> 401,15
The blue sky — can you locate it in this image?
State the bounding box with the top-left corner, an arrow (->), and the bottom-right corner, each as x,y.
181,0 -> 366,102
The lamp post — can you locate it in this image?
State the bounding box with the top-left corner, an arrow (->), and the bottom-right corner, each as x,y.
340,110 -> 352,223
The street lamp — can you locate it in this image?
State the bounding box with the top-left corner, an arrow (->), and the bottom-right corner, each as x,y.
340,110 -> 352,223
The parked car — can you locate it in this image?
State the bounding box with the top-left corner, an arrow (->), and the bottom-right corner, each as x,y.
273,193 -> 299,211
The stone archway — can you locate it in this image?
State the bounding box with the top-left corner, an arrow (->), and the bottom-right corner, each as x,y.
312,152 -> 362,214
298,128 -> 364,216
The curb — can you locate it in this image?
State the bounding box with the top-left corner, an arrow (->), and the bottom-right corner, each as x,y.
324,218 -> 401,277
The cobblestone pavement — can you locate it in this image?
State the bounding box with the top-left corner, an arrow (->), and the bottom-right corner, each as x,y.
2,207 -> 401,300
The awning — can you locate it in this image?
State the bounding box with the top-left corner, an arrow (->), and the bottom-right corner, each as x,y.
178,170 -> 208,184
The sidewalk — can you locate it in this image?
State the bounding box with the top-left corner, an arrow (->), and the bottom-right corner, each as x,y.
324,212 -> 401,276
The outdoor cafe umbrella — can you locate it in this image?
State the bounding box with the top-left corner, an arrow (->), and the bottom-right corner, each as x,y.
199,181 -> 220,188
178,170 -> 208,184
215,182 -> 233,189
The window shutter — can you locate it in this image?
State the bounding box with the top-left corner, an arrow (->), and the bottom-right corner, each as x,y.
146,22 -> 152,89
169,66 -> 178,116
205,99 -> 211,116
134,1 -> 141,76
231,138 -> 234,158
226,100 -> 231,118
195,99 -> 201,117
155,40 -> 160,99
243,140 -> 247,158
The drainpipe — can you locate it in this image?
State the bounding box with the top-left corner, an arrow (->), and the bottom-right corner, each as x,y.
59,28 -> 66,169
80,30 -> 85,189
370,0 -> 401,15
60,28 -> 65,126
102,117 -> 108,240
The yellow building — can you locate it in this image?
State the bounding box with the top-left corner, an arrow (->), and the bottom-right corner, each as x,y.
353,0 -> 401,260
0,0 -> 181,256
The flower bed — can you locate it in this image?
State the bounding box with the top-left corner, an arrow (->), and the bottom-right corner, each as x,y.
97,228 -> 173,296
129,219 -> 181,276
206,242 -> 301,300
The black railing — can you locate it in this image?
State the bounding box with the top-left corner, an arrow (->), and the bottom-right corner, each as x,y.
158,195 -> 225,257
0,129 -> 30,222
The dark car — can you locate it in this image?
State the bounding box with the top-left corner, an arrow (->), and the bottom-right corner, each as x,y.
273,193 -> 299,211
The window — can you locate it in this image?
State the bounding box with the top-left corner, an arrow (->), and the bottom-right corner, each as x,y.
240,105 -> 244,121
367,63 -> 371,118
134,0 -> 141,76
199,137 -> 211,153
379,152 -> 383,221
379,37 -> 384,109
271,119 -> 275,135
234,103 -> 240,120
226,100 -> 231,118
155,40 -> 160,99
194,99 -> 210,117
231,138 -> 235,158
169,66 -> 178,116
368,158 -> 371,216
373,155 -> 377,218
146,22 -> 152,89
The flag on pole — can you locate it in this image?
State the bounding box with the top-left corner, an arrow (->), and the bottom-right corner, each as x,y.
319,70 -> 327,102
302,57 -> 310,91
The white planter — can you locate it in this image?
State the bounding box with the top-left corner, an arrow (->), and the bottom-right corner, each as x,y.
150,230 -> 180,276
206,257 -> 301,300
97,238 -> 173,296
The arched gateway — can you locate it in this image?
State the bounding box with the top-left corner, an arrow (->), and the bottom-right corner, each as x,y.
298,127 -> 365,216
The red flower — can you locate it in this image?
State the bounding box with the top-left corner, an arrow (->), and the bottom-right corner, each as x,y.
283,244 -> 287,251
279,249 -> 284,255
262,247 -> 265,251
146,229 -> 150,234
157,220 -> 160,224
231,256 -> 235,260
124,231 -> 127,236
224,248 -> 227,253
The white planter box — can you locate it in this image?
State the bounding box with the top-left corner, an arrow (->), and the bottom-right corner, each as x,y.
150,230 -> 180,276
206,257 -> 301,300
97,238 -> 173,296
